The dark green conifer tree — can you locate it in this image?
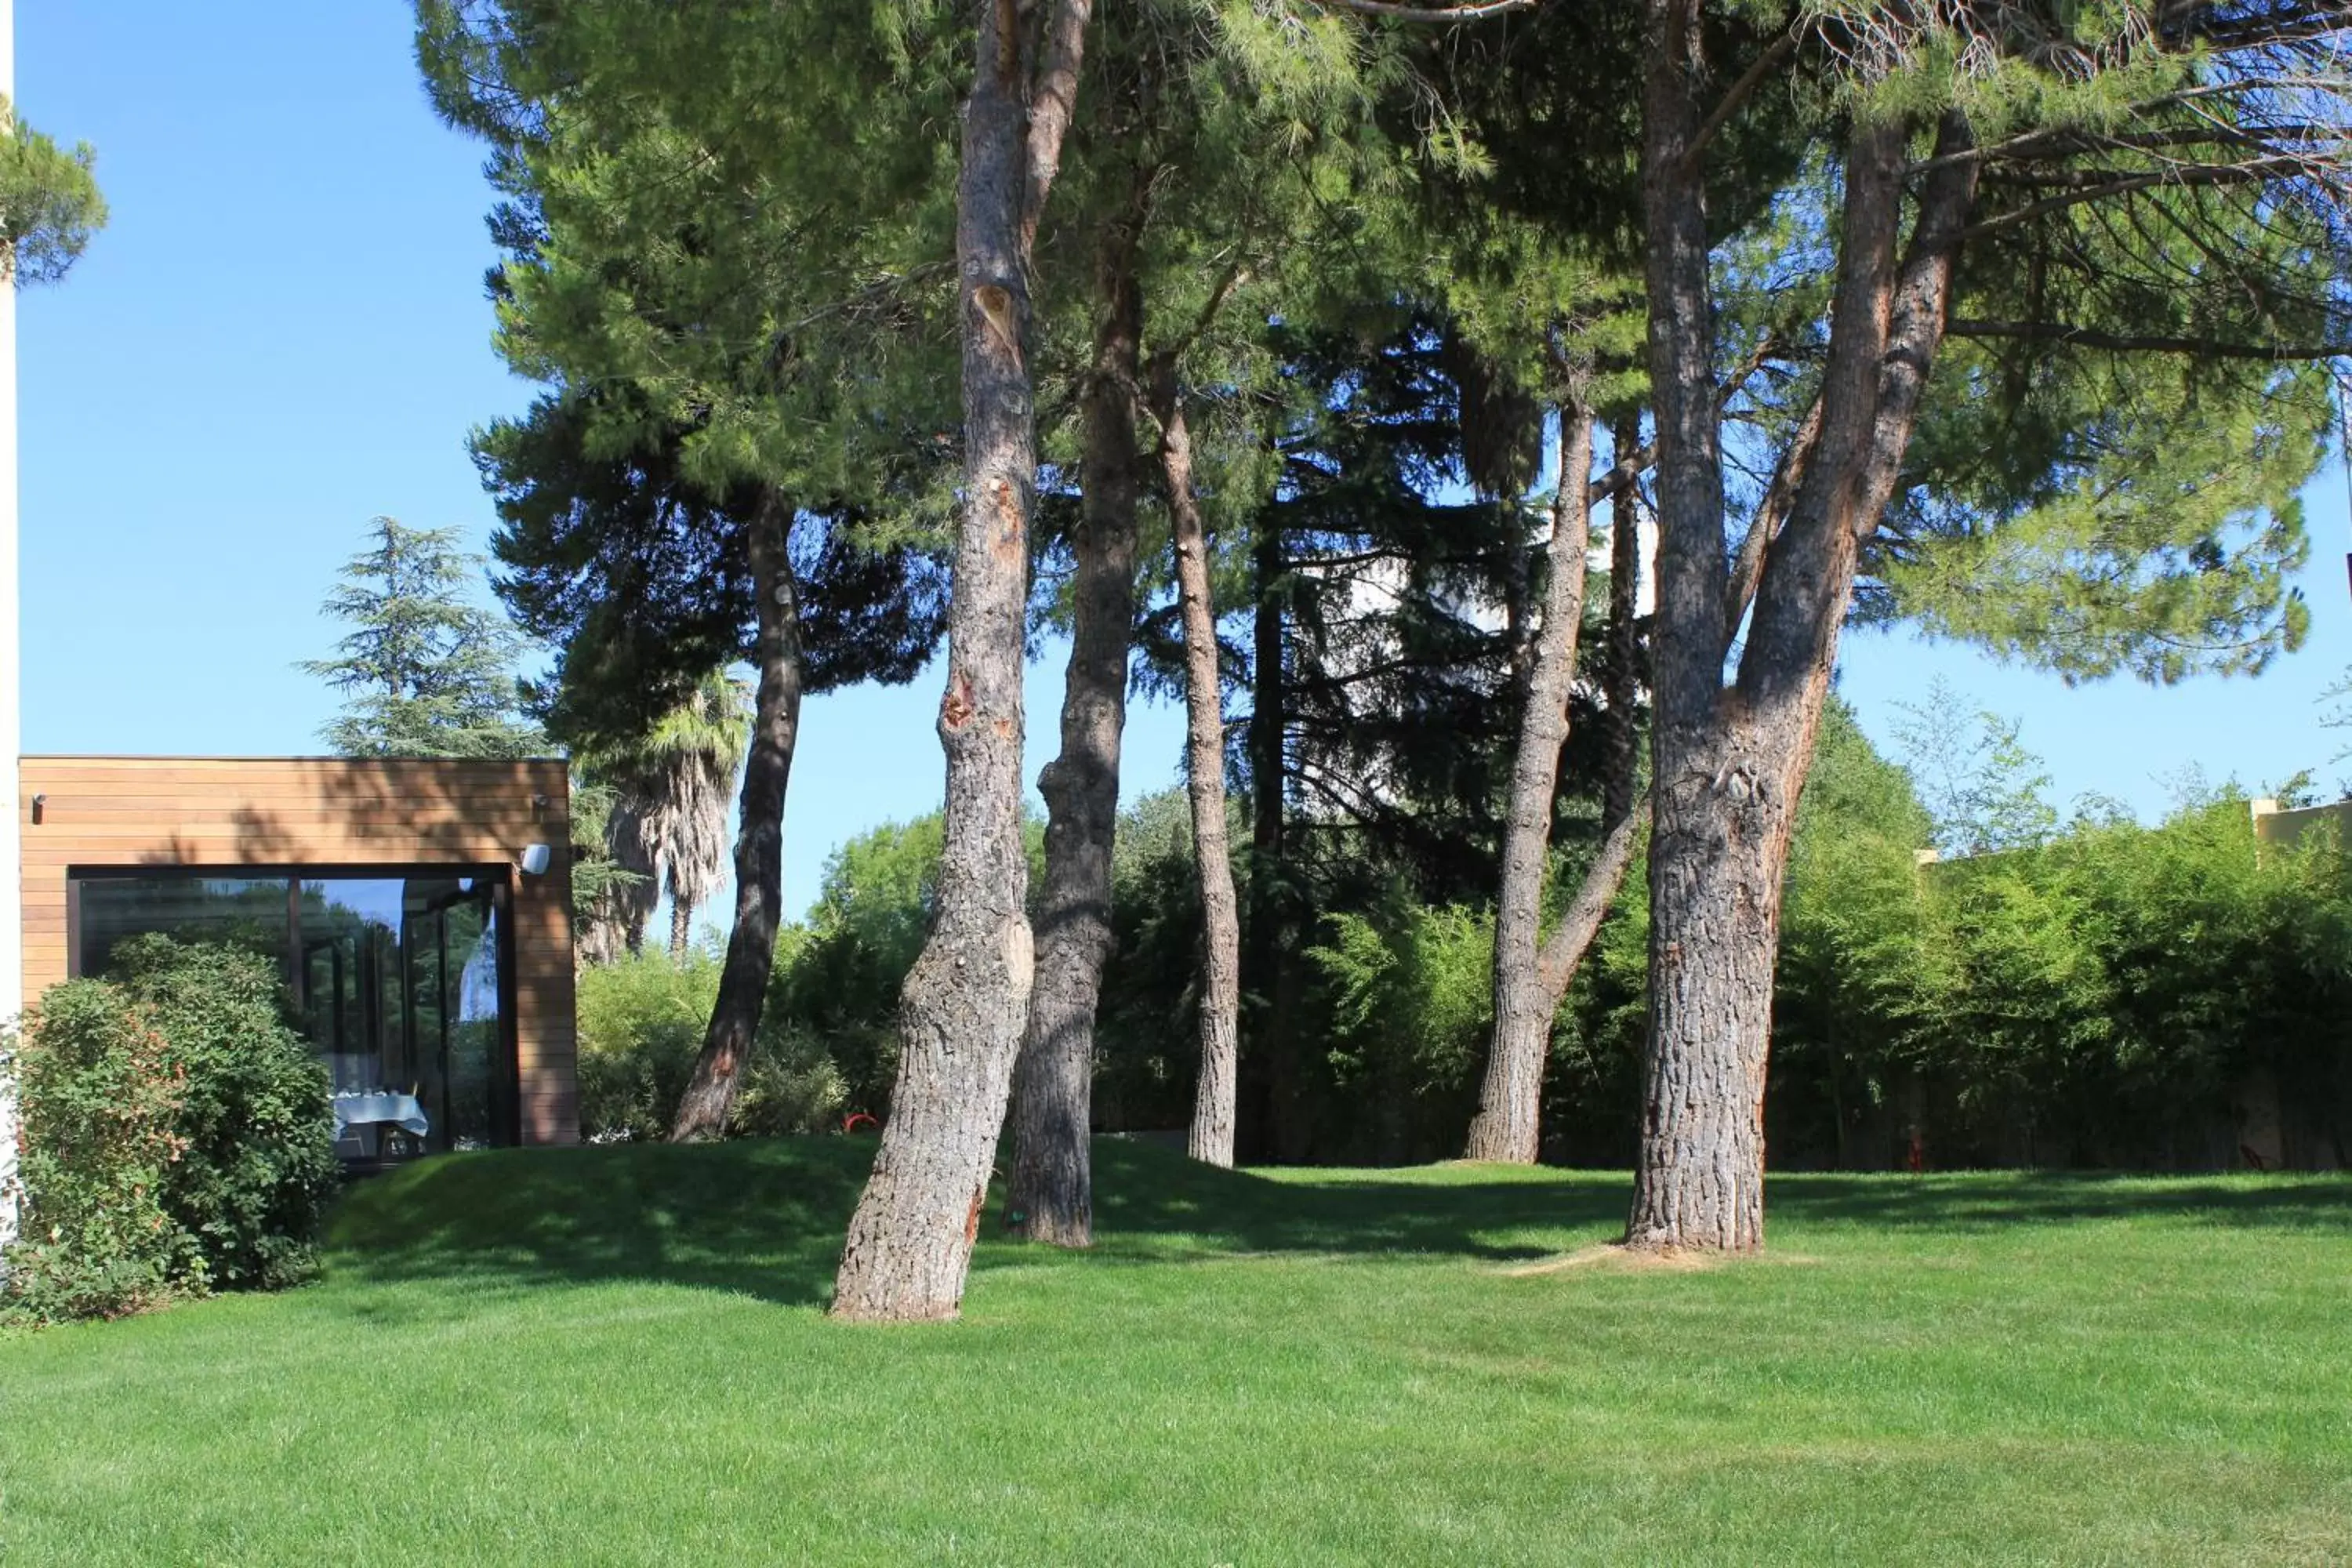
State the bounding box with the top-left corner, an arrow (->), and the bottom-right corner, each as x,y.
302,517 -> 545,760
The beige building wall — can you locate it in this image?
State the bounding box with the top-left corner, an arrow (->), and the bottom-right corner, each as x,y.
19,756 -> 578,1145
2251,797 -> 2352,851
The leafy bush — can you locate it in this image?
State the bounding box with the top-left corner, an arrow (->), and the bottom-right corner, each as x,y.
1306,893 -> 1494,1162
576,950 -> 718,1142
1763,699 -> 2352,1169
4,982 -> 194,1322
578,946 -> 847,1141
110,937 -> 338,1290
5,938 -> 337,1324
731,1019 -> 848,1138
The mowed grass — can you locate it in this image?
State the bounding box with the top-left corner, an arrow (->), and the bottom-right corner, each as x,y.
4,1141 -> 2350,1566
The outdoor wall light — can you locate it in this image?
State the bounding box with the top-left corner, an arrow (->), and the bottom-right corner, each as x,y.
519,843 -> 553,877
29,793 -> 44,825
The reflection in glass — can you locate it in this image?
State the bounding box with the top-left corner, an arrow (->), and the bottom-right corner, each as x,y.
72,869 -> 514,1163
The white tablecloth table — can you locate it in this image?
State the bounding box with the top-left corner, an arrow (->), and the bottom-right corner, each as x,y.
332,1091 -> 430,1142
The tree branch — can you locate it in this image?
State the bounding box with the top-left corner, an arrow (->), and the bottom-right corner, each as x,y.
1166,262 -> 1252,365
1021,0 -> 1095,251
1682,26 -> 1800,174
1533,798 -> 1646,998
1947,318 -> 2352,361
1301,0 -> 1541,21
1722,396 -> 1820,639
1957,154 -> 2325,241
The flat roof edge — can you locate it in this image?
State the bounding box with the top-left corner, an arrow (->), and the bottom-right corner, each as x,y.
23,754 -> 571,765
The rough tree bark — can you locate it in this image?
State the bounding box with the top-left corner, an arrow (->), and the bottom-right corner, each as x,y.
1627,17 -> 1978,1250
1005,201 -> 1146,1247
1601,415 -> 1646,834
669,898 -> 695,963
670,495 -> 803,1142
1151,361 -> 1244,1168
832,0 -> 1092,1320
1465,408 -> 1646,1163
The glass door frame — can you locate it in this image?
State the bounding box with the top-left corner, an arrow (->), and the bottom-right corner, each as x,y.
64,862 -> 524,1152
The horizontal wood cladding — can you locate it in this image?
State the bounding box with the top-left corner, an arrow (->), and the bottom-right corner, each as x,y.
24,753 -> 568,777
20,756 -> 579,1148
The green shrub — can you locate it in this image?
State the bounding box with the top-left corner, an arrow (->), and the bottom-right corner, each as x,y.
733,1020 -> 848,1137
579,949 -> 850,1140
1305,891 -> 1494,1161
110,936 -> 337,1291
576,950 -> 717,1142
5,938 -> 336,1324
5,981 -> 197,1323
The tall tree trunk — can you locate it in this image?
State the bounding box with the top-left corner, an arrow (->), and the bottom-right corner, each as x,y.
1007,201 -> 1146,1247
1152,363 -> 1243,1168
1243,521 -> 1301,1160
669,896 -> 694,961
1628,44 -> 1977,1249
1601,416 -> 1645,834
1466,408 -> 1646,1163
1468,408 -> 1595,1163
670,496 -> 803,1142
832,0 -> 1091,1321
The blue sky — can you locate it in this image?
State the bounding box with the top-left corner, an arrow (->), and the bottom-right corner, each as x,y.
17,5 -> 2352,924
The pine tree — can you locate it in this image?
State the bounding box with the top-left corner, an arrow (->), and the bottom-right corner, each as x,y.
831,0 -> 1099,1323
301,517 -> 544,760
0,96 -> 107,285
1610,0 -> 2352,1252
421,1 -> 954,1146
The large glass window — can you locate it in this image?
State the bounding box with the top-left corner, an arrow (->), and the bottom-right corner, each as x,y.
72,868 -> 517,1162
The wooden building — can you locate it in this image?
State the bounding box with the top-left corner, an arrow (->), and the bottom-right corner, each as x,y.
19,756 -> 579,1153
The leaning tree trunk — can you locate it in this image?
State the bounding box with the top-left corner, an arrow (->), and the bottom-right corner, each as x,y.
670,497 -> 804,1142
1468,407 -> 1650,1163
1152,365 -> 1243,1168
1627,60 -> 1976,1249
1007,202 -> 1146,1247
1468,408 -> 1596,1163
833,0 -> 1091,1322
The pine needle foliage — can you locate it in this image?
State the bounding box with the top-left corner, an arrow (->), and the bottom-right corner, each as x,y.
0,96 -> 106,286
301,517 -> 546,760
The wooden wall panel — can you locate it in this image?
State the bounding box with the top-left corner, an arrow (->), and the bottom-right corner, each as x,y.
19,756 -> 579,1146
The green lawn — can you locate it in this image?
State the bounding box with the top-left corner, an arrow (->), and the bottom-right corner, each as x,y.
4,1140 -> 2349,1565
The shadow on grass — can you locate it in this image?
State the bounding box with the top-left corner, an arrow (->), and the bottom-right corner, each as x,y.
321,1138 -> 2352,1312
326,1139 -> 877,1311
1767,1170 -> 2352,1233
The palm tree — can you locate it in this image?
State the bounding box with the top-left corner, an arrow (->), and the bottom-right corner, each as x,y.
569,667 -> 743,964
568,775 -> 659,965
639,673 -> 751,959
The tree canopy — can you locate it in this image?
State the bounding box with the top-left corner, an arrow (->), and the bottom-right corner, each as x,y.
0,97 -> 106,287
408,0 -> 2352,1285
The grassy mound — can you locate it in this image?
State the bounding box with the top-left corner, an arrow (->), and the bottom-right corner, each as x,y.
5,1139 -> 2350,1564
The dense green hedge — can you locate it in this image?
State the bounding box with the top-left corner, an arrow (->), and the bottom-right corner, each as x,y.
568,702 -> 2350,1172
